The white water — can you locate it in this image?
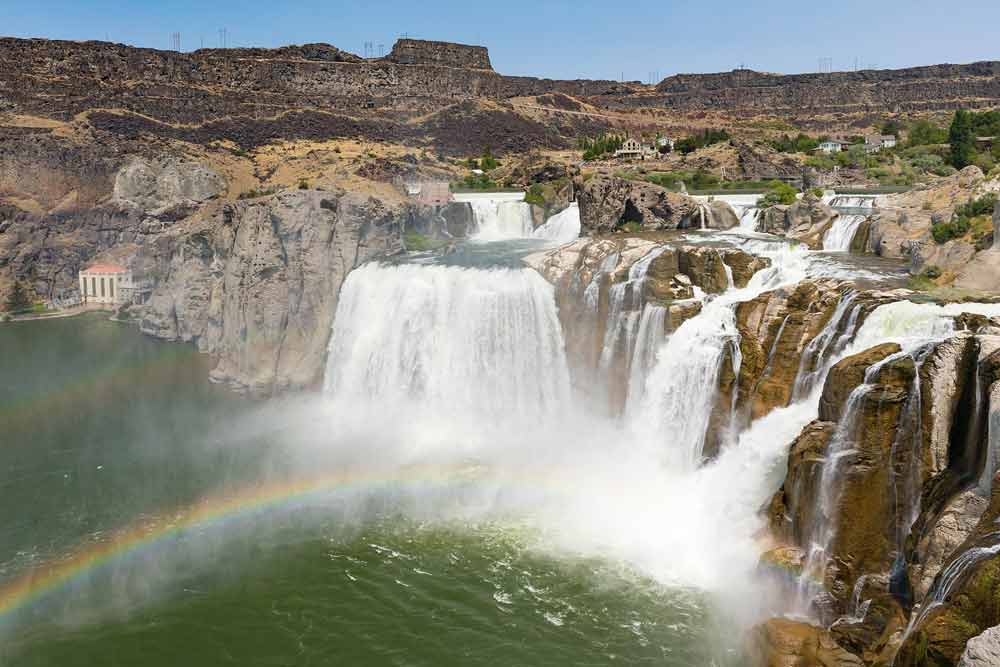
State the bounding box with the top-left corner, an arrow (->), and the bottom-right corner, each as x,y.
325,263 -> 571,421
822,195 -> 878,252
321,215 -> 1000,637
532,203 -> 581,244
453,192 -> 535,241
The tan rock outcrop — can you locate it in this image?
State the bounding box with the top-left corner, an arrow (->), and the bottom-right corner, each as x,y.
575,173 -> 699,233
745,618 -> 863,667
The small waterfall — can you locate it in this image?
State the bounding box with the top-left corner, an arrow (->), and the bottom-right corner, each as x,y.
598,247 -> 667,374
795,351 -> 909,613
324,263 -> 571,421
899,534 -> 1000,647
626,305 -> 667,409
627,240 -> 811,469
532,203 -> 581,244
822,196 -> 877,252
792,291 -> 860,401
454,193 -> 534,240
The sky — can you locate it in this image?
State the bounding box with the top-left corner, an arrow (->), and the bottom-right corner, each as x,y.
4,0 -> 999,81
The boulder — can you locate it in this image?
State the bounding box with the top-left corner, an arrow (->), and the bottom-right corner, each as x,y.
575,172 -> 699,233
960,625 -> 1000,667
744,618 -> 863,667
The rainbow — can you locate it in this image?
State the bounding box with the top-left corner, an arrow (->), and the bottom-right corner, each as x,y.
0,463 -> 492,624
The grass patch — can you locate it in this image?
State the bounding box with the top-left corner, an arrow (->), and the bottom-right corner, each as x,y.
404,232 -> 450,252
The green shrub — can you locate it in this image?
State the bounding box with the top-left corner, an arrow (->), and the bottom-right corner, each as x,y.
932,217 -> 971,244
403,232 -> 449,252
758,181 -> 799,206
297,178 -> 310,190
922,265 -> 942,279
479,147 -> 500,171
523,183 -> 545,206
451,173 -> 497,190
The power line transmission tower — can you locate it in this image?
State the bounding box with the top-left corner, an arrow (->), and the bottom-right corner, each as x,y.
171,32 -> 181,52
218,28 -> 227,49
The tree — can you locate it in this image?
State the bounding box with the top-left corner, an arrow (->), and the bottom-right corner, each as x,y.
4,280 -> 30,312
907,119 -> 948,147
880,119 -> 903,137
480,147 -> 499,171
949,109 -> 975,169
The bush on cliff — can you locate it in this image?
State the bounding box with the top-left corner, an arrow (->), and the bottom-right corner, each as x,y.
758,181 -> 798,207
675,129 -> 731,155
928,192 -> 994,245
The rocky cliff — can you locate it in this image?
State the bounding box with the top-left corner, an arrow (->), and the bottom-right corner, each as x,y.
138,188 -> 404,394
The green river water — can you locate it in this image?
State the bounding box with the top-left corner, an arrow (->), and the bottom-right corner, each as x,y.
0,315 -> 740,666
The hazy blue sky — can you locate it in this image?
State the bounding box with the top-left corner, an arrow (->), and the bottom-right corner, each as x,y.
4,1 -> 999,80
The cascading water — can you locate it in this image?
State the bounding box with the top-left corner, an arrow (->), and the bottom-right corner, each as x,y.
453,193 -> 535,241
822,196 -> 878,252
532,203 -> 581,244
324,263 -> 571,421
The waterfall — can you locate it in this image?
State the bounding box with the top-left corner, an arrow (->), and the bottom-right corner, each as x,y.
532,203 -> 581,244
324,263 -> 571,421
626,305 -> 667,410
598,247 -> 667,374
627,240 -> 812,469
822,196 -> 877,252
899,534 -> 1000,648
453,193 -> 535,240
791,290 -> 860,401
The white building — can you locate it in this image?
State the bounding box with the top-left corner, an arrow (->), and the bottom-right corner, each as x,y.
657,136 -> 675,151
614,138 -> 657,160
818,139 -> 849,153
864,134 -> 897,153
79,262 -> 130,306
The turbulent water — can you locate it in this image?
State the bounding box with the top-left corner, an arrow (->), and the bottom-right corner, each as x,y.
3,192 -> 997,664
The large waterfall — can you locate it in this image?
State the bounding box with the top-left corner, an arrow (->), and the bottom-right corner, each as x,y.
324,263 -> 571,420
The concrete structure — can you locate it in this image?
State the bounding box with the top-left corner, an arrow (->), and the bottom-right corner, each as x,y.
402,180 -> 451,206
79,262 -> 130,306
864,134 -> 897,153
818,139 -> 849,153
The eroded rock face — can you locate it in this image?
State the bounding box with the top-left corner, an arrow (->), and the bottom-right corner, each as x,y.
114,157 -> 225,211
139,189 -> 402,394
744,618 -> 863,667
758,193 -> 838,249
575,173 -> 699,233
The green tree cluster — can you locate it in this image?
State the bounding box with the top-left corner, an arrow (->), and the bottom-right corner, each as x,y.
770,133 -> 821,153
675,129 -> 731,155
578,134 -> 625,161
4,280 -> 31,313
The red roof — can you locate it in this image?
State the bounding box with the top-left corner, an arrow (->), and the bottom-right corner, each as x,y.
83,262 -> 127,273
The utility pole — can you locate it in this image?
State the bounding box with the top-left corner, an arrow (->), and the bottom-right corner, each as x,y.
218,28 -> 228,49
171,32 -> 181,52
